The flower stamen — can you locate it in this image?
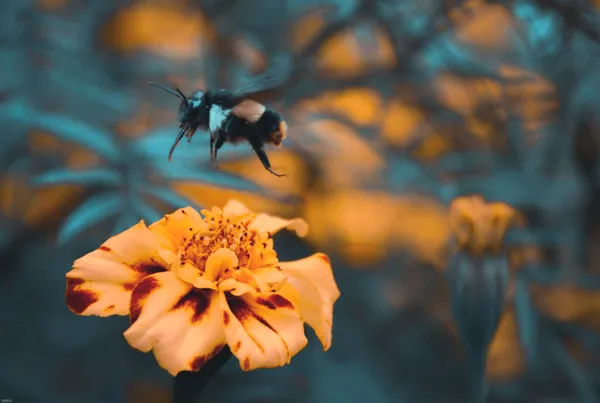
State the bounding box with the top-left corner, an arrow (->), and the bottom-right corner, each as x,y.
173,212 -> 282,293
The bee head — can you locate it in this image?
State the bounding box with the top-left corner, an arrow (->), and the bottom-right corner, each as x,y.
148,82 -> 204,161
148,81 -> 195,123
270,120 -> 287,146
178,91 -> 204,124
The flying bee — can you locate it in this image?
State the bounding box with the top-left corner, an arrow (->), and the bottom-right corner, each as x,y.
148,73 -> 289,177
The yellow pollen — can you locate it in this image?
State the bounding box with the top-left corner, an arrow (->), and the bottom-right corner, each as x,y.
179,214 -> 277,279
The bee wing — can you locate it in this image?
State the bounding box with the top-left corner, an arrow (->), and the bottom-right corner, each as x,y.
209,104 -> 230,135
231,66 -> 298,104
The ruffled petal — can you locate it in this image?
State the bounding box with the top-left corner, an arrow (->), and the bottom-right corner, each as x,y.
66,221 -> 170,316
171,257 -> 202,285
217,278 -> 254,296
229,282 -> 256,296
149,207 -> 208,252
279,253 -> 340,350
220,292 -> 307,371
222,199 -> 251,217
124,272 -> 225,376
205,248 -> 239,282
222,199 -> 307,236
249,214 -> 308,237
253,266 -> 287,285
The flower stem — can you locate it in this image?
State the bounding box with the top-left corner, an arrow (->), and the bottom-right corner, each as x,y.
172,347 -> 233,403
468,351 -> 488,403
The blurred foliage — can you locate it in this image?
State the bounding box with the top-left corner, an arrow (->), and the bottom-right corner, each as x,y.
4,0 -> 600,402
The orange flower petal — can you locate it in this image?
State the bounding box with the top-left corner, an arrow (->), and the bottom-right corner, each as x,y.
222,199 -> 251,217
249,214 -> 308,237
205,248 -> 239,282
66,221 -> 170,316
124,272 -> 225,376
279,253 -> 339,350
149,207 -> 207,252
220,292 -> 307,371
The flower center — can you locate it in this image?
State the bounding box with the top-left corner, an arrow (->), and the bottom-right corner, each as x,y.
175,212 -> 282,292
187,217 -> 253,268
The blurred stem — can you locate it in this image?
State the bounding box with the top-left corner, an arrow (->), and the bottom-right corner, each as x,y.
468,351 -> 488,403
172,347 -> 233,403
548,333 -> 598,403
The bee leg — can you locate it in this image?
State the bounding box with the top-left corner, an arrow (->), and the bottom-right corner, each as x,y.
212,133 -> 226,170
250,141 -> 286,177
210,135 -> 215,164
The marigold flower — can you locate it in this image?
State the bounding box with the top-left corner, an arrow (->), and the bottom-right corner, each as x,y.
449,195 -> 520,254
65,200 -> 340,376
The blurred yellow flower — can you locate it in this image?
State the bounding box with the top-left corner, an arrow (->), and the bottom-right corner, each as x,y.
65,200 -> 340,376
449,195 -> 520,254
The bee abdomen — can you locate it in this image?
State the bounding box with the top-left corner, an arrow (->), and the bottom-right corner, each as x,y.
256,108 -> 286,145
270,120 -> 287,146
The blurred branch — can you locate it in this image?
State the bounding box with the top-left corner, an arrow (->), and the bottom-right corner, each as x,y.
294,2 -> 370,63
202,0 -> 242,17
519,265 -> 600,289
539,0 -> 600,43
494,0 -> 600,44
547,330 -> 598,403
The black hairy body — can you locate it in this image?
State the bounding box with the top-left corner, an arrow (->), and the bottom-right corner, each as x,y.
149,84 -> 288,177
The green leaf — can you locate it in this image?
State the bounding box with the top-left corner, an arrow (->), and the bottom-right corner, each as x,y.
35,114 -> 120,161
138,185 -> 202,211
132,126 -> 204,161
133,126 -> 248,163
58,192 -> 122,244
31,167 -> 122,187
514,277 -> 538,364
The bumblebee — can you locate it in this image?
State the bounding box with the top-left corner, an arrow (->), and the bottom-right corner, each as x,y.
149,74 -> 288,177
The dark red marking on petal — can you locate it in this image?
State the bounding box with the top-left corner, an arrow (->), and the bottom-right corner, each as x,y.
232,341 -> 242,352
318,253 -> 330,264
253,315 -> 276,334
123,282 -> 136,291
131,262 -> 166,277
172,289 -> 211,324
226,294 -> 250,320
129,276 -> 161,325
243,358 -> 251,370
104,304 -> 115,313
256,294 -> 293,310
181,209 -> 187,215
99,245 -> 111,252
66,278 -> 99,314
226,295 -> 277,353
223,311 -> 230,326
189,344 -> 225,372
190,356 -> 206,371
123,259 -> 164,291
